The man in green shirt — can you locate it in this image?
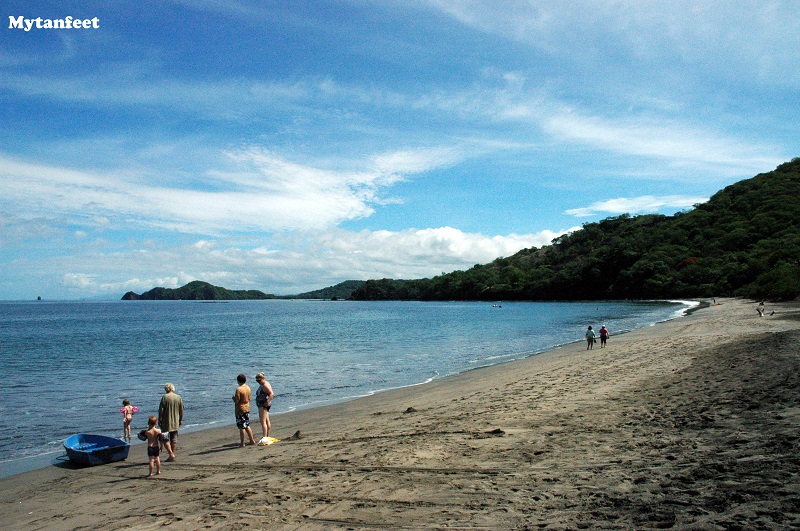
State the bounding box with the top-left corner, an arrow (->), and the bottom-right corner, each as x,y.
158,383 -> 184,456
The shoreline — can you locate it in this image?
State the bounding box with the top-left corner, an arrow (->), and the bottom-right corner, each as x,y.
2,297 -> 799,529
0,299 -> 693,479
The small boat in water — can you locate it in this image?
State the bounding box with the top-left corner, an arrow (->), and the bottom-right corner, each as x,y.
64,434 -> 130,466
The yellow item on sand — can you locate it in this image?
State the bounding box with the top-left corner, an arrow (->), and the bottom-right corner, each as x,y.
258,437 -> 279,446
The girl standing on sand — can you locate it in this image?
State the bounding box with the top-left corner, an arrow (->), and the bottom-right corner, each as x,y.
255,372 -> 275,443
585,326 -> 596,350
120,399 -> 138,439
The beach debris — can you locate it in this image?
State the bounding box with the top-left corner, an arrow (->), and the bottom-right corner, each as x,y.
473,428 -> 506,439
284,430 -> 303,441
403,407 -> 417,414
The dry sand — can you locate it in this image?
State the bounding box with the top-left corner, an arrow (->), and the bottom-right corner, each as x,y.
2,298 -> 799,530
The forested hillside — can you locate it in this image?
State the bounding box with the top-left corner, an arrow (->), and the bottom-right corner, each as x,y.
351,159 -> 800,301
289,280 -> 366,300
122,281 -> 275,300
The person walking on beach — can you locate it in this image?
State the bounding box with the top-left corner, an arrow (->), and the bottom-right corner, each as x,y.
585,326 -> 596,350
255,372 -> 274,443
599,325 -> 609,348
233,374 -> 257,447
144,416 -> 163,477
158,383 -> 184,456
120,399 -> 138,439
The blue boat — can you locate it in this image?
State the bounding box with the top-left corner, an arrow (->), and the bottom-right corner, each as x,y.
63,434 -> 131,466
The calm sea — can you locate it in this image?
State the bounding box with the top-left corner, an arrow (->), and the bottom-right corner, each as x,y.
0,299 -> 692,476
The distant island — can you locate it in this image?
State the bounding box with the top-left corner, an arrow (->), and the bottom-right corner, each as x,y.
124,159 -> 800,303
122,280 -> 366,301
122,281 -> 276,300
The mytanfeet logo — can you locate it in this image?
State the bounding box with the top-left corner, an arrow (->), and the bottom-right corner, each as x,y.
8,15 -> 100,31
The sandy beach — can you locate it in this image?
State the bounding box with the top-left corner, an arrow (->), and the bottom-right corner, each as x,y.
2,298 -> 799,530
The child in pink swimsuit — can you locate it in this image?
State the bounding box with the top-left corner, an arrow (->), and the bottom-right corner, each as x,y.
120,399 -> 138,439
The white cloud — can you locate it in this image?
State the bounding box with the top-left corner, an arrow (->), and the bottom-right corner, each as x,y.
392,73 -> 784,178
370,147 -> 464,175
422,1 -> 800,84
62,272 -> 197,293
543,113 -> 781,176
44,226 -> 576,298
565,195 -> 708,217
2,58 -> 783,180
317,226 -> 566,270
1,71 -> 310,122
407,75 -> 783,177
0,146 -> 464,234
0,216 -> 66,245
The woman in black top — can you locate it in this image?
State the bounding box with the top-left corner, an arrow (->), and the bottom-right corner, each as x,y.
255,372 -> 275,442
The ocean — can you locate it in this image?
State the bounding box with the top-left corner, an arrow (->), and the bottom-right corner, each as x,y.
0,299 -> 693,477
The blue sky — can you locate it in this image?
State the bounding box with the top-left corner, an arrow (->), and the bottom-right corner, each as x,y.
1,1 -> 797,299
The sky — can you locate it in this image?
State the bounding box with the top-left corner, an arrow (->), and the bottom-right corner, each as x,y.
1,1 -> 798,300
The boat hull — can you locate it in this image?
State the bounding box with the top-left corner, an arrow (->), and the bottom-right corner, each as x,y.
64,434 -> 131,466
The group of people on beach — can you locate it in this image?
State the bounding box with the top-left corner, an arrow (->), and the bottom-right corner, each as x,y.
584,325 -> 610,350
233,372 -> 275,448
121,373 -> 273,477
121,383 -> 184,477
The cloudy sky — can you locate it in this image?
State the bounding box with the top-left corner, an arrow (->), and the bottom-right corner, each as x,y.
1,1 -> 797,299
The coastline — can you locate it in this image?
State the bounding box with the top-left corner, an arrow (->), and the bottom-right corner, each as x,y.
0,299 -> 689,479
2,297 -> 799,529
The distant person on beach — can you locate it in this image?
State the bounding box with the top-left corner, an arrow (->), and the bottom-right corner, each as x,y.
233,374 -> 257,447
599,326 -> 609,348
585,326 -> 596,350
255,372 -> 275,442
144,415 -> 162,477
120,399 -> 138,439
158,383 -> 184,454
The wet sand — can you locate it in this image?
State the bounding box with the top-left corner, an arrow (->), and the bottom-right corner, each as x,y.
2,298 -> 799,530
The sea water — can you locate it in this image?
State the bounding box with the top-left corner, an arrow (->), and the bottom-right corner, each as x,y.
0,299 -> 692,476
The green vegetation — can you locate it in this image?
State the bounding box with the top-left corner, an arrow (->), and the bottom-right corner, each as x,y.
288,280 -> 366,300
122,281 -> 275,300
121,280 -> 366,301
122,160 -> 800,303
351,159 -> 800,301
